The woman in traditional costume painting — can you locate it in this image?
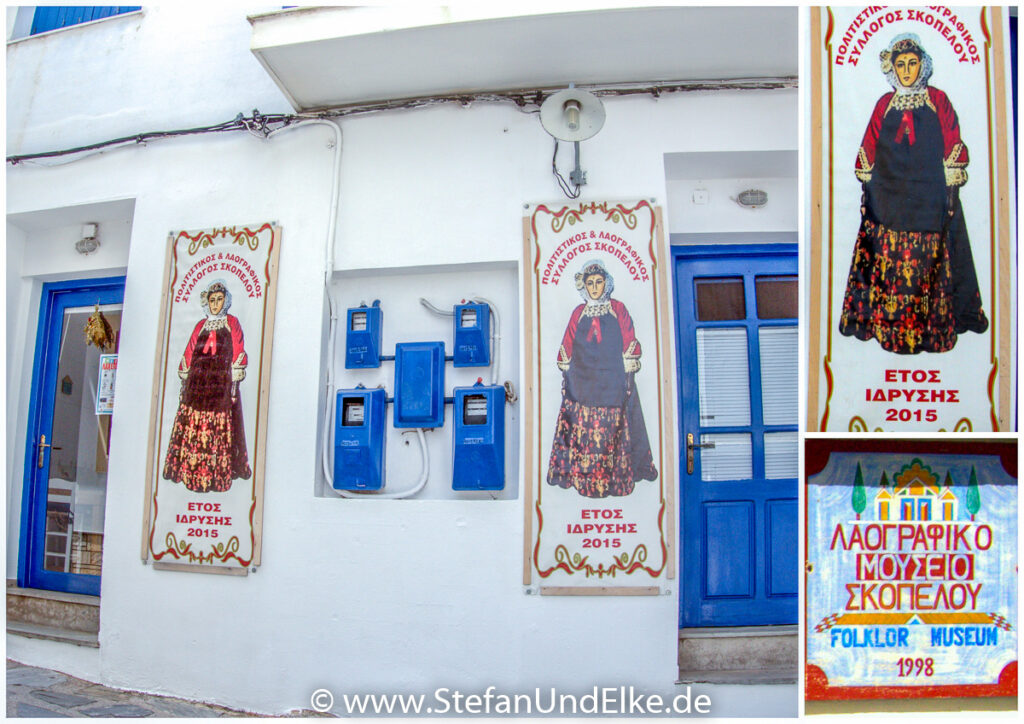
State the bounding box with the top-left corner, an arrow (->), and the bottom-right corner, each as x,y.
163,279 -> 251,492
546,260 -> 657,498
839,34 -> 988,354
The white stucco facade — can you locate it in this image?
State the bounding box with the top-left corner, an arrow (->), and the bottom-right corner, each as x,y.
7,6 -> 798,716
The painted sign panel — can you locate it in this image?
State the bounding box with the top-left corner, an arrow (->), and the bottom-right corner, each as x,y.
524,200 -> 673,591
143,224 -> 280,572
807,7 -> 1016,432
95,354 -> 117,415
806,440 -> 1017,699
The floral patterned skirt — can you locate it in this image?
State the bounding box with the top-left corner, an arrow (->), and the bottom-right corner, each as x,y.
839,218 -> 959,354
162,403 -> 250,493
546,396 -> 654,498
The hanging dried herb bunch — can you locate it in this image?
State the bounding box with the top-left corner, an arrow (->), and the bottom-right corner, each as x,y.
84,303 -> 115,351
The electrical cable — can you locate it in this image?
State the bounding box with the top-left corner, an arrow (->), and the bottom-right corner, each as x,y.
470,296 -> 500,386
7,77 -> 796,167
259,118 -> 345,491
6,110 -> 297,165
263,120 -> 437,501
418,298 -> 454,317
552,140 -> 581,199
422,295 -> 500,385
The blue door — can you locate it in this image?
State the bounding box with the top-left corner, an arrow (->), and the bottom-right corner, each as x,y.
673,245 -> 797,627
19,277 -> 125,596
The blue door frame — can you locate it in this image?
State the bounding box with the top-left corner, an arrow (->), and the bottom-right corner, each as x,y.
673,244 -> 797,627
18,276 -> 125,596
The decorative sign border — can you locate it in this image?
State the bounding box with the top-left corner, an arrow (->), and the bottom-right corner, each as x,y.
522,200 -> 676,593
805,438 -> 1017,700
141,223 -> 281,574
807,6 -> 1015,432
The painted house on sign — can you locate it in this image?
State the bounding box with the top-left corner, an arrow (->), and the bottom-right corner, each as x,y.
874,459 -> 960,522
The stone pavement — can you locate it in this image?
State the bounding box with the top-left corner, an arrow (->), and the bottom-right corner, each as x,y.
6,659 -> 327,718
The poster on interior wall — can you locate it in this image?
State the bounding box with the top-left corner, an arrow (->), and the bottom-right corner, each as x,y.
95,354 -> 117,415
142,223 -> 281,574
523,200 -> 674,592
805,438 -> 1017,700
807,6 -> 1016,433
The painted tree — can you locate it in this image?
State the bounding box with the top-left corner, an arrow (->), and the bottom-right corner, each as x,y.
851,462 -> 866,519
965,466 -> 981,521
879,471 -> 889,487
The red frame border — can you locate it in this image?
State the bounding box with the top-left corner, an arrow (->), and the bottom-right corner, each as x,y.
804,437 -> 1018,700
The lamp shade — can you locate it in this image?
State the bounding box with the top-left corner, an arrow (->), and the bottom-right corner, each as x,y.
540,88 -> 606,142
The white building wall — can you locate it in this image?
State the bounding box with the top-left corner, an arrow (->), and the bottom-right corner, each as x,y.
7,6 -> 796,715
6,6 -> 289,155
6,222 -> 31,574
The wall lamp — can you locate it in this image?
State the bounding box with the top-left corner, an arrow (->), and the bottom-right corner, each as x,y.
540,85 -> 606,197
732,189 -> 768,209
75,223 -> 100,255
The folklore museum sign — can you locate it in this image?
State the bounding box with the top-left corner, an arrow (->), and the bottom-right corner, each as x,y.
806,440 -> 1017,698
807,7 -> 1016,432
523,200 -> 675,592
143,223 -> 281,573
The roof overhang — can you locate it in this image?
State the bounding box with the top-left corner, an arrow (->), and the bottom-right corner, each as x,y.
248,5 -> 798,112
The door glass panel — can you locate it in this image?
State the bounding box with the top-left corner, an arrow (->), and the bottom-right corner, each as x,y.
764,431 -> 798,479
758,326 -> 798,425
694,277 -> 745,321
44,305 -> 121,575
755,275 -> 797,319
699,433 -> 752,481
696,328 -> 750,427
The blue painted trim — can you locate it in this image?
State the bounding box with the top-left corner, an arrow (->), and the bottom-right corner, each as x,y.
17,288 -> 52,589
674,243 -> 798,260
19,276 -> 125,596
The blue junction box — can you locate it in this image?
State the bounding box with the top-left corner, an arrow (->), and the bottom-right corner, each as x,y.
393,341 -> 445,428
333,387 -> 386,490
452,382 -> 505,490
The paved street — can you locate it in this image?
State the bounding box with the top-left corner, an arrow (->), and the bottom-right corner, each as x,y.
6,659 -> 324,718
7,658 -> 797,717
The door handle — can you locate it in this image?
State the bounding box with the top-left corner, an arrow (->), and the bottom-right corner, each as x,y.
36,434 -> 62,469
686,432 -> 715,475
37,434 -> 50,469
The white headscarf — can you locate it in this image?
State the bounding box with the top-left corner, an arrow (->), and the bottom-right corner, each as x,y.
879,33 -> 933,96
199,279 -> 232,319
574,259 -> 614,305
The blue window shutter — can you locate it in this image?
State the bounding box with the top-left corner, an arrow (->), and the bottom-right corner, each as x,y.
29,7 -> 57,34
31,6 -> 140,35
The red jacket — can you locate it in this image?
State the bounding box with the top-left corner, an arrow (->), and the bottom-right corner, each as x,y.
854,86 -> 968,187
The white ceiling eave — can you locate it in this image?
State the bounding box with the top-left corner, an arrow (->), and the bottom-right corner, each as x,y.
248,6 -> 798,112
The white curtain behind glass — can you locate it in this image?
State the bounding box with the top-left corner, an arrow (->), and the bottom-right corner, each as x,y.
758,326 -> 798,426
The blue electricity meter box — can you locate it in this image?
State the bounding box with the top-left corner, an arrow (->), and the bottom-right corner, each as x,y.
345,301 -> 382,369
333,386 -> 386,490
393,341 -> 445,428
453,302 -> 490,367
452,382 -> 505,490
